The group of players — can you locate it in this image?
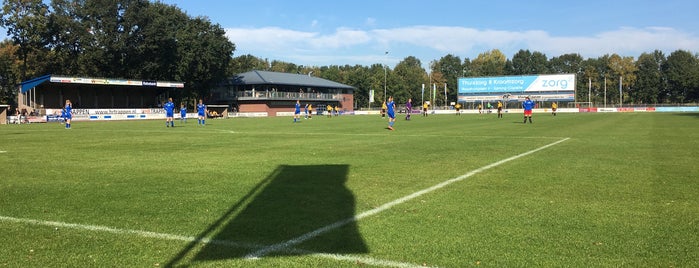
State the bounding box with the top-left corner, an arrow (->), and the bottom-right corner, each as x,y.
59,97 -> 208,129
163,98 -> 208,127
381,95 -> 555,130
61,96 -> 556,129
293,100 -> 344,122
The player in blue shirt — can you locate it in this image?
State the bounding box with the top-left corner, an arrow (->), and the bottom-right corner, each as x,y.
522,96 -> 535,124
304,103 -> 309,119
196,99 -> 206,126
64,99 -> 72,129
60,107 -> 66,124
386,96 -> 396,130
164,97 -> 175,127
293,100 -> 301,123
180,103 -> 187,124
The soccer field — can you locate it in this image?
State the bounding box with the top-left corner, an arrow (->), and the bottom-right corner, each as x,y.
1,112 -> 698,267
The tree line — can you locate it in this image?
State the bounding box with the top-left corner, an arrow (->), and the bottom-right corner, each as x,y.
1,0 -> 698,110
0,0 -> 234,108
228,49 -> 699,109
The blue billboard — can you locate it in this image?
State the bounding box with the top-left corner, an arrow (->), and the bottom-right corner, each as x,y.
458,74 -> 575,102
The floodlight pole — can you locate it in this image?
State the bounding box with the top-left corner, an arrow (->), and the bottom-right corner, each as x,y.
604,76 -> 607,108
619,75 -> 622,107
383,66 -> 387,101
444,83 -> 447,109
384,51 -> 389,101
588,77 -> 591,105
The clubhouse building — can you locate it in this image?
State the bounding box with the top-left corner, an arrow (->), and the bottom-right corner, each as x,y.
211,70 -> 355,116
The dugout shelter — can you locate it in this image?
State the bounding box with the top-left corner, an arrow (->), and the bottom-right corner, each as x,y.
18,75 -> 185,115
211,70 -> 355,116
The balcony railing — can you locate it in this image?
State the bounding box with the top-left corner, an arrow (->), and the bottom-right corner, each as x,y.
236,90 -> 341,101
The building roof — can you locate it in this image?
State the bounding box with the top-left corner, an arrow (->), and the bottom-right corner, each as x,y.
19,75 -> 185,94
229,70 -> 354,90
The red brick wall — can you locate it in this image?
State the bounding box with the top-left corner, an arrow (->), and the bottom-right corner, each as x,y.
339,93 -> 354,112
238,93 -> 355,116
239,103 -> 268,113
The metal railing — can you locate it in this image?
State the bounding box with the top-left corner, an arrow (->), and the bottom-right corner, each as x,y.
236,90 -> 341,101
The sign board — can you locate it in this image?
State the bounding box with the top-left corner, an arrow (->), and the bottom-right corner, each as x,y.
458,74 -> 575,102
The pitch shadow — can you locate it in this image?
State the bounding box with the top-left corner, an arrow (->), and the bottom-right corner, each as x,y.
165,164 -> 366,266
672,112 -> 699,119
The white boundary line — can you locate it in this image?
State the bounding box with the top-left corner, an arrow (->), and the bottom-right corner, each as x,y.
0,215 -> 264,249
82,127 -> 568,140
0,137 -> 569,267
245,137 -> 571,259
0,215 -> 426,268
208,128 -> 569,139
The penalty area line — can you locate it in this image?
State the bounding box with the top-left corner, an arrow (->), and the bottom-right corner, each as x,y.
245,137 -> 572,259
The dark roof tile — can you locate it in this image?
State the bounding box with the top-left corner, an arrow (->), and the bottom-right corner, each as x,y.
230,70 -> 354,89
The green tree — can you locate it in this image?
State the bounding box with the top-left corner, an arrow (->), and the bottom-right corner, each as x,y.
664,50 -> 699,103
0,40 -> 20,106
173,16 -> 235,100
122,1 -> 186,80
79,0 -> 135,77
228,54 -> 270,75
588,55 -> 616,106
633,50 -> 666,104
606,54 -> 637,105
393,56 -> 425,105
434,54 -> 462,104
507,49 -> 549,75
580,57 -> 603,105
270,60 -> 298,73
45,0 -> 88,75
461,58 -> 472,77
471,49 -> 506,76
344,65 -> 372,109
364,63 -> 387,106
549,53 -> 585,102
0,0 -> 50,79
319,65 -> 343,85
549,53 -> 583,74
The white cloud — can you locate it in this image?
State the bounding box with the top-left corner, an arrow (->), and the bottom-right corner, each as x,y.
225,27 -> 317,52
225,25 -> 699,67
365,17 -> 377,27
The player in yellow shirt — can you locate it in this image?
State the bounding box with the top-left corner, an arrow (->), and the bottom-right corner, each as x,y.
308,104 -> 313,119
334,105 -> 340,116
381,101 -> 387,117
326,104 -> 333,118
422,102 -> 429,117
551,102 -> 558,116
497,100 -> 503,118
454,103 -> 461,116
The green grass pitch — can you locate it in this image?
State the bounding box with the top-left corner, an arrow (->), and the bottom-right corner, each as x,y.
1,112 -> 698,267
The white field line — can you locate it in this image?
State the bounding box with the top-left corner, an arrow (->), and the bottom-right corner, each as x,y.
1,137 -> 569,267
82,127 -> 567,140
207,128 -> 568,139
0,150 -> 6,153
0,215 -> 429,268
0,215 -> 263,249
245,137 -> 571,259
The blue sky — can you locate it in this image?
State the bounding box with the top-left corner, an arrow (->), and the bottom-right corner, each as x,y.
8,0 -> 699,69
161,0 -> 698,69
